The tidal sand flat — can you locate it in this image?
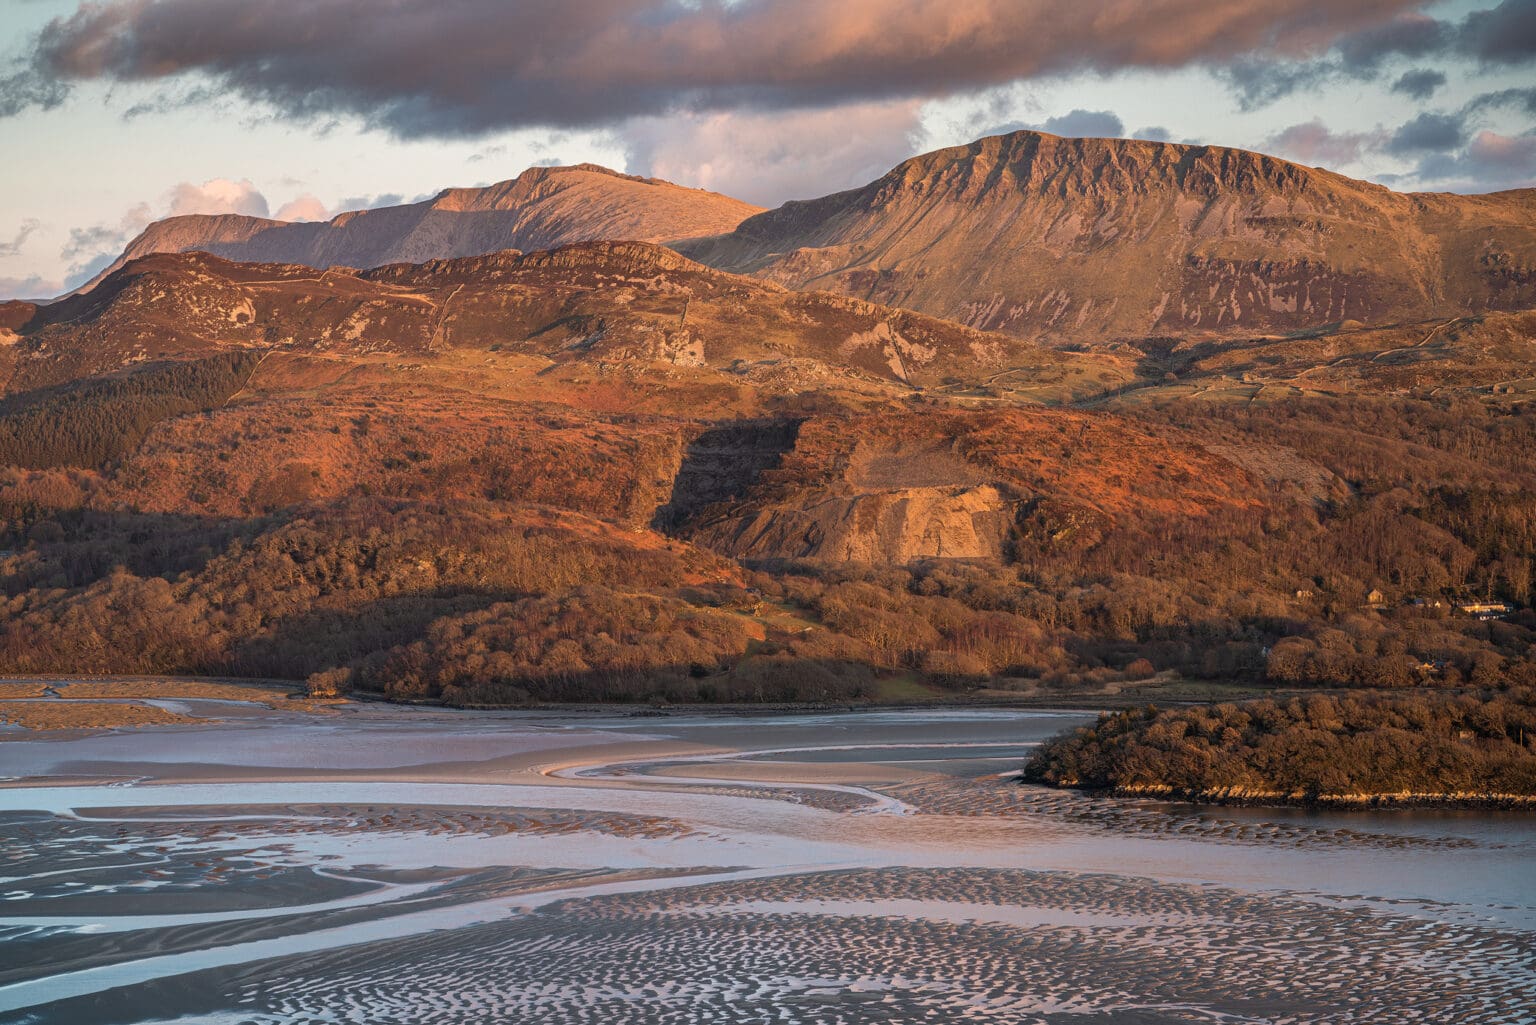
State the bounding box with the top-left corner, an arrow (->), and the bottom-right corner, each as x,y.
2,701 -> 1533,1023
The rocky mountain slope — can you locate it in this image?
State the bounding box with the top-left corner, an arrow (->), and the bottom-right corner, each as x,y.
6,241 -> 1114,397
0,219 -> 1530,708
77,165 -> 762,294
679,130 -> 1536,343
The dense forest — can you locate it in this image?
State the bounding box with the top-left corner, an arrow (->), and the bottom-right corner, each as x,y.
0,352 -> 259,469
1022,689 -> 1536,805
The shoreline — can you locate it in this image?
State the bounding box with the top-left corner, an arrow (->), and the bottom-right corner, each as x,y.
1043,783 -> 1536,812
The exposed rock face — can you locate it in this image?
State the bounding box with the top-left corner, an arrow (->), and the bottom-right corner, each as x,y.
702,481 -> 1019,563
678,130 -> 1536,342
677,410 -> 1259,564
77,165 -> 763,295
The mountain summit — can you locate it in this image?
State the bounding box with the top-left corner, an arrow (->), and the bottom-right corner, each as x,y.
78,165 -> 763,294
678,130 -> 1536,341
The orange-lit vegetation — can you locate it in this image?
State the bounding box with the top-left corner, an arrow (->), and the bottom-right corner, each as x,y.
0,242 -> 1531,764
1024,690 -> 1536,805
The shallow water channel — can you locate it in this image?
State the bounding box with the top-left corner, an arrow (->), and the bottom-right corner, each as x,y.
2,702 -> 1532,1023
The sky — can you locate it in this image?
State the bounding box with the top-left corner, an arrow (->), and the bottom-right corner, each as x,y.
0,0 -> 1533,299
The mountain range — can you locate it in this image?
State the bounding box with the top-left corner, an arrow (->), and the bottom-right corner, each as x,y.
72,130 -> 1536,345
0,128 -> 1532,707
79,164 -> 761,294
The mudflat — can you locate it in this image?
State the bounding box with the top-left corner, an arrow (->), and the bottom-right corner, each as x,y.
2,696 -> 1532,1023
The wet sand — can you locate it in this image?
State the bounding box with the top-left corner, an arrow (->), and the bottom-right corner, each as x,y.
2,701 -> 1533,1023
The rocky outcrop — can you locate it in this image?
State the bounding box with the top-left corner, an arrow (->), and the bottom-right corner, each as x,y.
77,165 -> 763,295
678,130 -> 1536,343
696,482 -> 1019,563
675,410 -> 1260,564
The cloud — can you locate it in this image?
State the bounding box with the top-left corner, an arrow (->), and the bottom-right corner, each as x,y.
0,219 -> 41,258
62,252 -> 117,293
1466,128 -> 1536,170
58,179 -> 273,291
1219,2 -> 1536,109
1413,129 -> 1536,191
1334,13 -> 1449,72
621,101 -> 925,206
274,195 -> 330,221
1387,112 -> 1468,155
61,203 -> 152,264
972,108 -> 1128,145
0,272 -> 61,301
1460,0 -> 1536,64
1132,126 -> 1173,143
1,0 -> 1422,137
1262,120 -> 1388,166
1220,58 -> 1335,110
1390,68 -> 1446,99
1041,109 -> 1124,138
332,193 -> 406,215
0,62 -> 66,118
1465,86 -> 1536,116
164,178 -> 269,218
467,144 -> 508,165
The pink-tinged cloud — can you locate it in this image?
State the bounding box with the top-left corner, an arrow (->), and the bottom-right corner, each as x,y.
5,0 -> 1424,136
58,179 -> 273,291
1467,129 -> 1536,170
622,101 -> 925,207
1261,120 -> 1388,167
274,195 -> 330,222
165,178 -> 270,218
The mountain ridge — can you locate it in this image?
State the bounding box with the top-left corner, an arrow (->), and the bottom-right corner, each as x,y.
76,164 -> 763,295
677,130 -> 1536,342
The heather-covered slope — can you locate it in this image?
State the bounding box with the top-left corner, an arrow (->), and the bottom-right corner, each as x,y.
77,164 -> 762,294
679,130 -> 1536,342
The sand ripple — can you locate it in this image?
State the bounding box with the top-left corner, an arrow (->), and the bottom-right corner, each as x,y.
29,867 -> 1528,1024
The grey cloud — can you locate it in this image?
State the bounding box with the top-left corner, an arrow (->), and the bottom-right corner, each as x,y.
1042,109 -> 1124,138
1413,130 -> 1536,191
467,145 -> 507,165
0,219 -> 41,258
1215,58 -> 1336,110
1335,1 -> 1536,68
975,120 -> 1032,139
1132,126 -> 1173,142
62,222 -> 131,262
333,194 -> 405,214
1465,87 -> 1536,116
1219,1 -> 1536,109
1335,14 -> 1448,73
1388,112 -> 1468,154
62,252 -> 115,292
2,0 -> 1421,136
0,64 -> 66,117
1460,0 -> 1536,64
0,272 -> 59,301
1390,68 -> 1447,99
976,109 -> 1126,144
